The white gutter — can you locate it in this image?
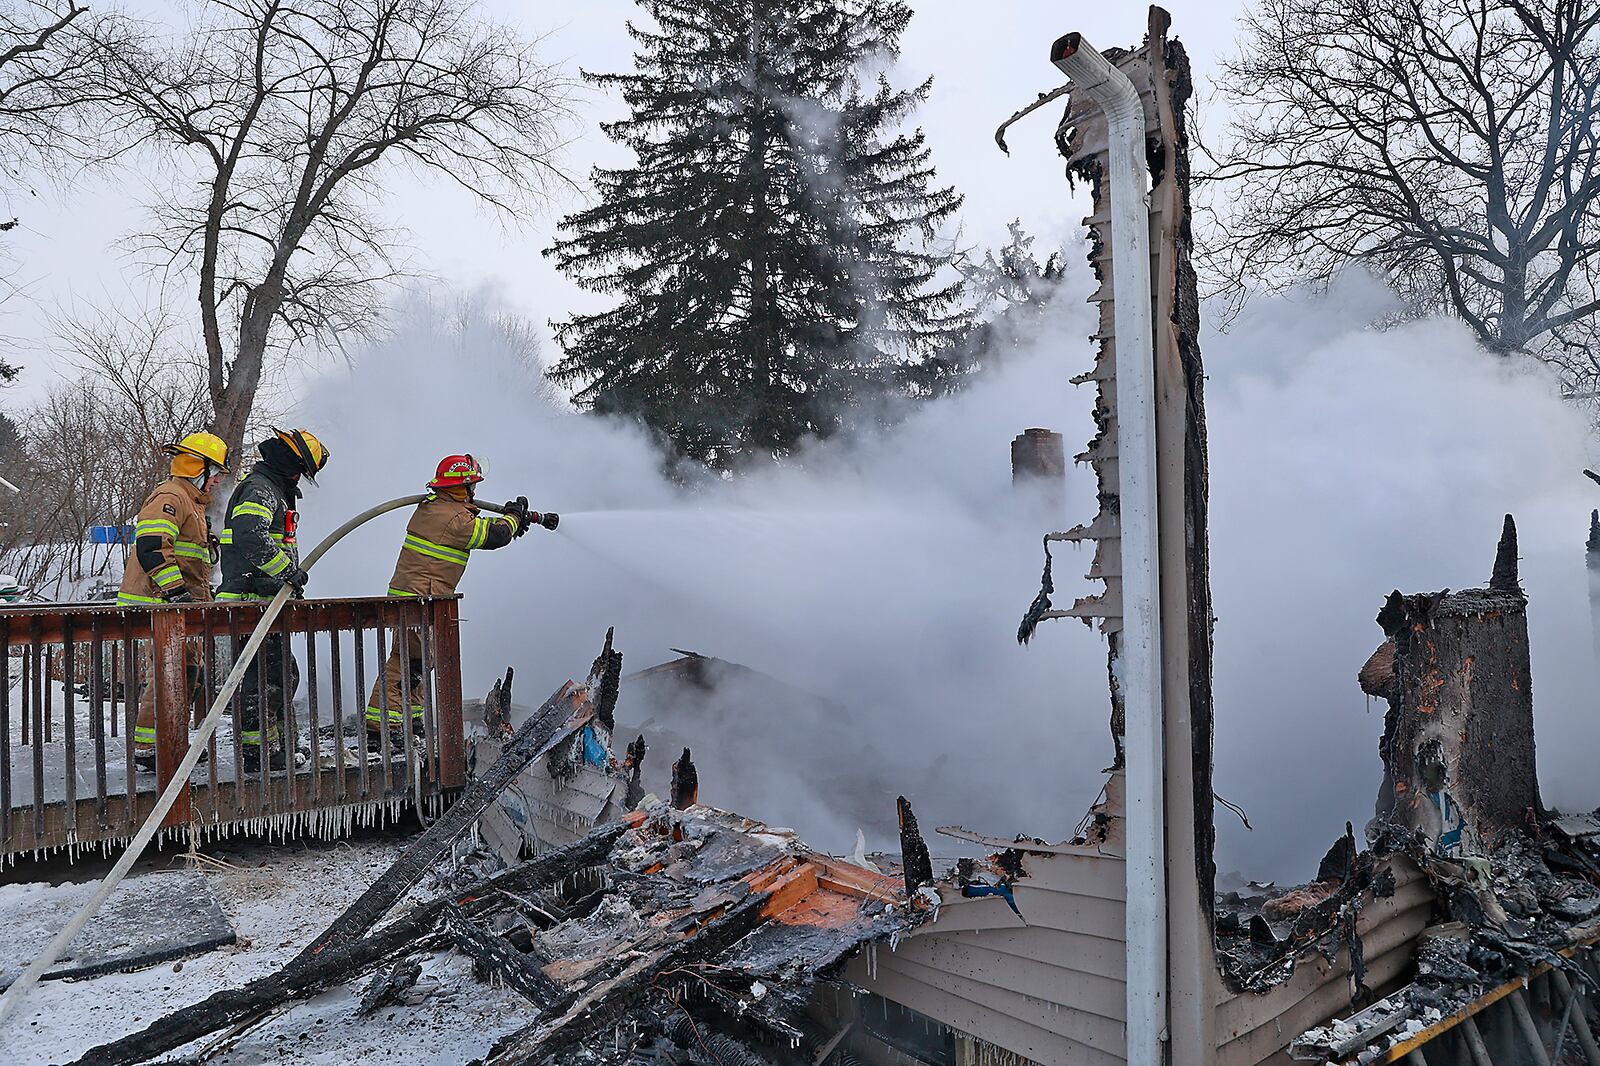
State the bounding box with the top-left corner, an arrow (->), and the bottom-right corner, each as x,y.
1051,32 -> 1168,1065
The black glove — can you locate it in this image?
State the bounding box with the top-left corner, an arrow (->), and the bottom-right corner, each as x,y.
162,586 -> 194,604
284,567 -> 309,595
540,511 -> 560,531
503,497 -> 532,538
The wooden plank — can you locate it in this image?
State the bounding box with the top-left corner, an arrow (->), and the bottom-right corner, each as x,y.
2,760 -> 425,855
30,615 -> 44,839
433,598 -> 466,787
151,608 -> 191,829
62,620 -> 76,818
0,596 -> 465,650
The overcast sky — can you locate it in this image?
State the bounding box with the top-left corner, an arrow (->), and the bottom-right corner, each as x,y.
0,0 -> 1246,400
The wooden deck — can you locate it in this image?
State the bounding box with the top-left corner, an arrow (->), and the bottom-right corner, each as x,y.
0,595 -> 467,860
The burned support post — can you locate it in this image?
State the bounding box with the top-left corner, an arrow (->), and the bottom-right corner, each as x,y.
588,626 -> 622,733
897,796 -> 933,896
483,667 -> 514,738
150,607 -> 192,829
624,734 -> 648,809
671,747 -> 698,809
1491,513 -> 1520,591
1371,517 -> 1542,855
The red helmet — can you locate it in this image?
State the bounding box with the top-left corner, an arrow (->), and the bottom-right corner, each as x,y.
428,454 -> 485,489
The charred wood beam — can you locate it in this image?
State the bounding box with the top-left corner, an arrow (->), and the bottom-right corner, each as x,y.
441,904 -> 565,1008
357,957 -> 423,1017
72,821 -> 632,1066
659,963 -> 817,1053
897,796 -> 933,895
485,892 -> 773,1065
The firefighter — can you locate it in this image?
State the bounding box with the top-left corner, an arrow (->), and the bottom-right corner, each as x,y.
365,455 -> 557,748
118,432 -> 229,772
217,427 -> 330,772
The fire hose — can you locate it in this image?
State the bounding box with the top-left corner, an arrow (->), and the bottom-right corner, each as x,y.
0,492 -> 553,1030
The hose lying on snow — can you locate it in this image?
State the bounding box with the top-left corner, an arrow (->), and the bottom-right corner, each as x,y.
0,492 -> 453,1031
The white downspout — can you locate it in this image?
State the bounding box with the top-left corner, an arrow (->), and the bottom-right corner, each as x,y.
1051,32 -> 1167,1065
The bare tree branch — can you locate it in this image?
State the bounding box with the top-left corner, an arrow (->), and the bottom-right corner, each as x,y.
1204,0 -> 1600,389
101,0 -> 575,457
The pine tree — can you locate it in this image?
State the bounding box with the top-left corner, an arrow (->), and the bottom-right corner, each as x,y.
903,220 -> 1066,397
547,0 -> 967,467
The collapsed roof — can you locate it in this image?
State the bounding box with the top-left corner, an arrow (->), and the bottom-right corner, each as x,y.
66,634 -> 928,1066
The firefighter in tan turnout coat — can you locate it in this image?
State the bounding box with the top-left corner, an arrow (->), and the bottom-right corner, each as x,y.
366,455 -> 558,745
118,432 -> 229,771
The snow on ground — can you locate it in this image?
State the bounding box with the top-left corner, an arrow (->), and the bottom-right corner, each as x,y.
6,833 -> 529,1064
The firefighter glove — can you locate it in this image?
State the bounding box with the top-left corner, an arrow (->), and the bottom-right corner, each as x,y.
503,497 -> 531,537
284,567 -> 309,594
163,586 -> 194,604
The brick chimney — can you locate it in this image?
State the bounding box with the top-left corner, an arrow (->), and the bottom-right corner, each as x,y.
1010,428 -> 1065,489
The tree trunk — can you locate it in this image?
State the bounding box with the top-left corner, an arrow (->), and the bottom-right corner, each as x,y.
744,7 -> 775,454
209,289 -> 277,465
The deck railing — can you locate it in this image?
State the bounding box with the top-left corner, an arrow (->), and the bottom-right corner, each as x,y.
0,595 -> 466,860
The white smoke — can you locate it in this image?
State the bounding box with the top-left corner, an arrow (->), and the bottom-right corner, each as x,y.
1206,272 -> 1600,879
296,282 -> 1116,856
293,271 -> 1600,880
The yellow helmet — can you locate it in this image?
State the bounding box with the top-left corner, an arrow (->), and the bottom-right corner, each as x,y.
164,432 -> 230,471
274,427 -> 330,483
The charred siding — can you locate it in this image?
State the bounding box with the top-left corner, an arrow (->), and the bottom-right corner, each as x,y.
1212,858 -> 1434,1066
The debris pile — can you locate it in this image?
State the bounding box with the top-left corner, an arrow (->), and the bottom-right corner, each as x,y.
64,632 -> 926,1066
1289,819 -> 1600,1062
1214,823 -> 1394,994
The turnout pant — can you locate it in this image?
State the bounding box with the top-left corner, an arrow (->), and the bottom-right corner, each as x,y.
237,632 -> 298,750
366,627 -> 430,734
132,642 -> 209,754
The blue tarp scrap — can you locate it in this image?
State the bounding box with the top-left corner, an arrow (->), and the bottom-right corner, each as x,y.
581,725 -> 609,768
